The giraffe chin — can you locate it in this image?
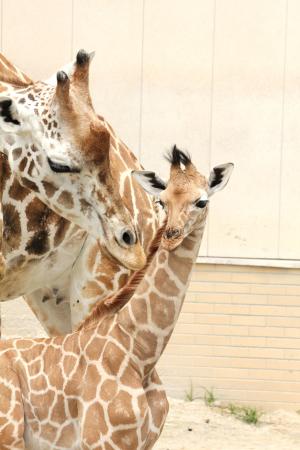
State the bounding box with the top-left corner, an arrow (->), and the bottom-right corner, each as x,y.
105,241 -> 147,271
161,236 -> 184,252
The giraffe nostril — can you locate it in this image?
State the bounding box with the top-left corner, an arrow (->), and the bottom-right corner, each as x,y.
121,229 -> 136,246
164,228 -> 181,239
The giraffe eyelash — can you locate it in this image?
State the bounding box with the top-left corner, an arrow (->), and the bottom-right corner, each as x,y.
47,157 -> 81,174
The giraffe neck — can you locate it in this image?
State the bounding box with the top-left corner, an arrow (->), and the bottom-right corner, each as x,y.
117,212 -> 207,374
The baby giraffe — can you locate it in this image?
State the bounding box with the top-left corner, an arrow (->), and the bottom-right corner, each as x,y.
0,147 -> 233,450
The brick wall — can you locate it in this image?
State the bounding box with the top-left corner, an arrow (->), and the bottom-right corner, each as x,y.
158,263 -> 300,411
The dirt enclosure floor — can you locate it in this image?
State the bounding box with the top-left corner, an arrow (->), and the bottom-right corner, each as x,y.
154,398 -> 300,450
2,300 -> 300,450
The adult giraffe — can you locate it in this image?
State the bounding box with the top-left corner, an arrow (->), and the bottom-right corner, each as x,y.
0,51 -> 157,335
0,147 -> 233,449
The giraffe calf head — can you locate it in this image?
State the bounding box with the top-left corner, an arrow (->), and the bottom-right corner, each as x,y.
133,145 -> 234,251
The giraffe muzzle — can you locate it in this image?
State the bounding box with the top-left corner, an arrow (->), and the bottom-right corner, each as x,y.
162,227 -> 184,251
164,228 -> 181,240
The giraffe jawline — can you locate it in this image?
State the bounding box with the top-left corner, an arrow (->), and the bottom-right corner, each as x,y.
161,236 -> 184,252
101,239 -> 146,271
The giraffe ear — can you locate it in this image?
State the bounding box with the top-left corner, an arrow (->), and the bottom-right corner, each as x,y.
208,163 -> 234,197
0,96 -> 43,135
132,170 -> 166,196
0,97 -> 21,132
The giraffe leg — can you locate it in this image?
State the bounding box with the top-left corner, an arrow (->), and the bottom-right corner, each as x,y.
0,365 -> 25,449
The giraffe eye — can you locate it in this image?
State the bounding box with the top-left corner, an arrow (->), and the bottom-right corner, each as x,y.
195,199 -> 208,208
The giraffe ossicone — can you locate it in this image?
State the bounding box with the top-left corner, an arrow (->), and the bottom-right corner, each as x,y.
0,146 -> 233,449
45,50 -> 95,87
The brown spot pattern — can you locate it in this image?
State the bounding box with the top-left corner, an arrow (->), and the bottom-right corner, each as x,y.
42,180 -> 57,197
100,380 -> 118,402
12,147 -> 22,160
111,428 -> 138,450
26,198 -> 56,231
133,330 -> 158,360
19,157 -> 28,171
168,252 -> 192,284
57,190 -> 74,209
150,292 -> 175,329
3,203 -> 21,250
108,390 -> 136,426
131,297 -> 148,324
20,176 -> 39,192
82,364 -> 101,401
102,342 -> 125,376
85,337 -> 105,360
9,178 -> 29,201
83,403 -> 108,444
25,230 -> 50,255
154,268 -> 180,296
54,217 -> 70,247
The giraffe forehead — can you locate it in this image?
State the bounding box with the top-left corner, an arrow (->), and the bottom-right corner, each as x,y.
51,95 -> 111,165
29,92 -> 112,168
9,77 -> 112,170
169,169 -> 207,189
164,176 -> 207,202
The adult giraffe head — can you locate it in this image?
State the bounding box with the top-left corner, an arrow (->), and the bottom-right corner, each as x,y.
0,50 -> 146,270
133,145 -> 234,251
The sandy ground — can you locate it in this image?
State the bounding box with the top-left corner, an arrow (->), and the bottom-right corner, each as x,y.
2,299 -> 300,450
154,398 -> 300,450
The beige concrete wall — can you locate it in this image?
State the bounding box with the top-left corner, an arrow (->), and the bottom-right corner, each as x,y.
0,0 -> 299,260
158,263 -> 300,411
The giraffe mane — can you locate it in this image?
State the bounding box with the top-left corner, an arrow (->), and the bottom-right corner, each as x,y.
77,219 -> 167,331
165,145 -> 192,167
0,53 -> 33,87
